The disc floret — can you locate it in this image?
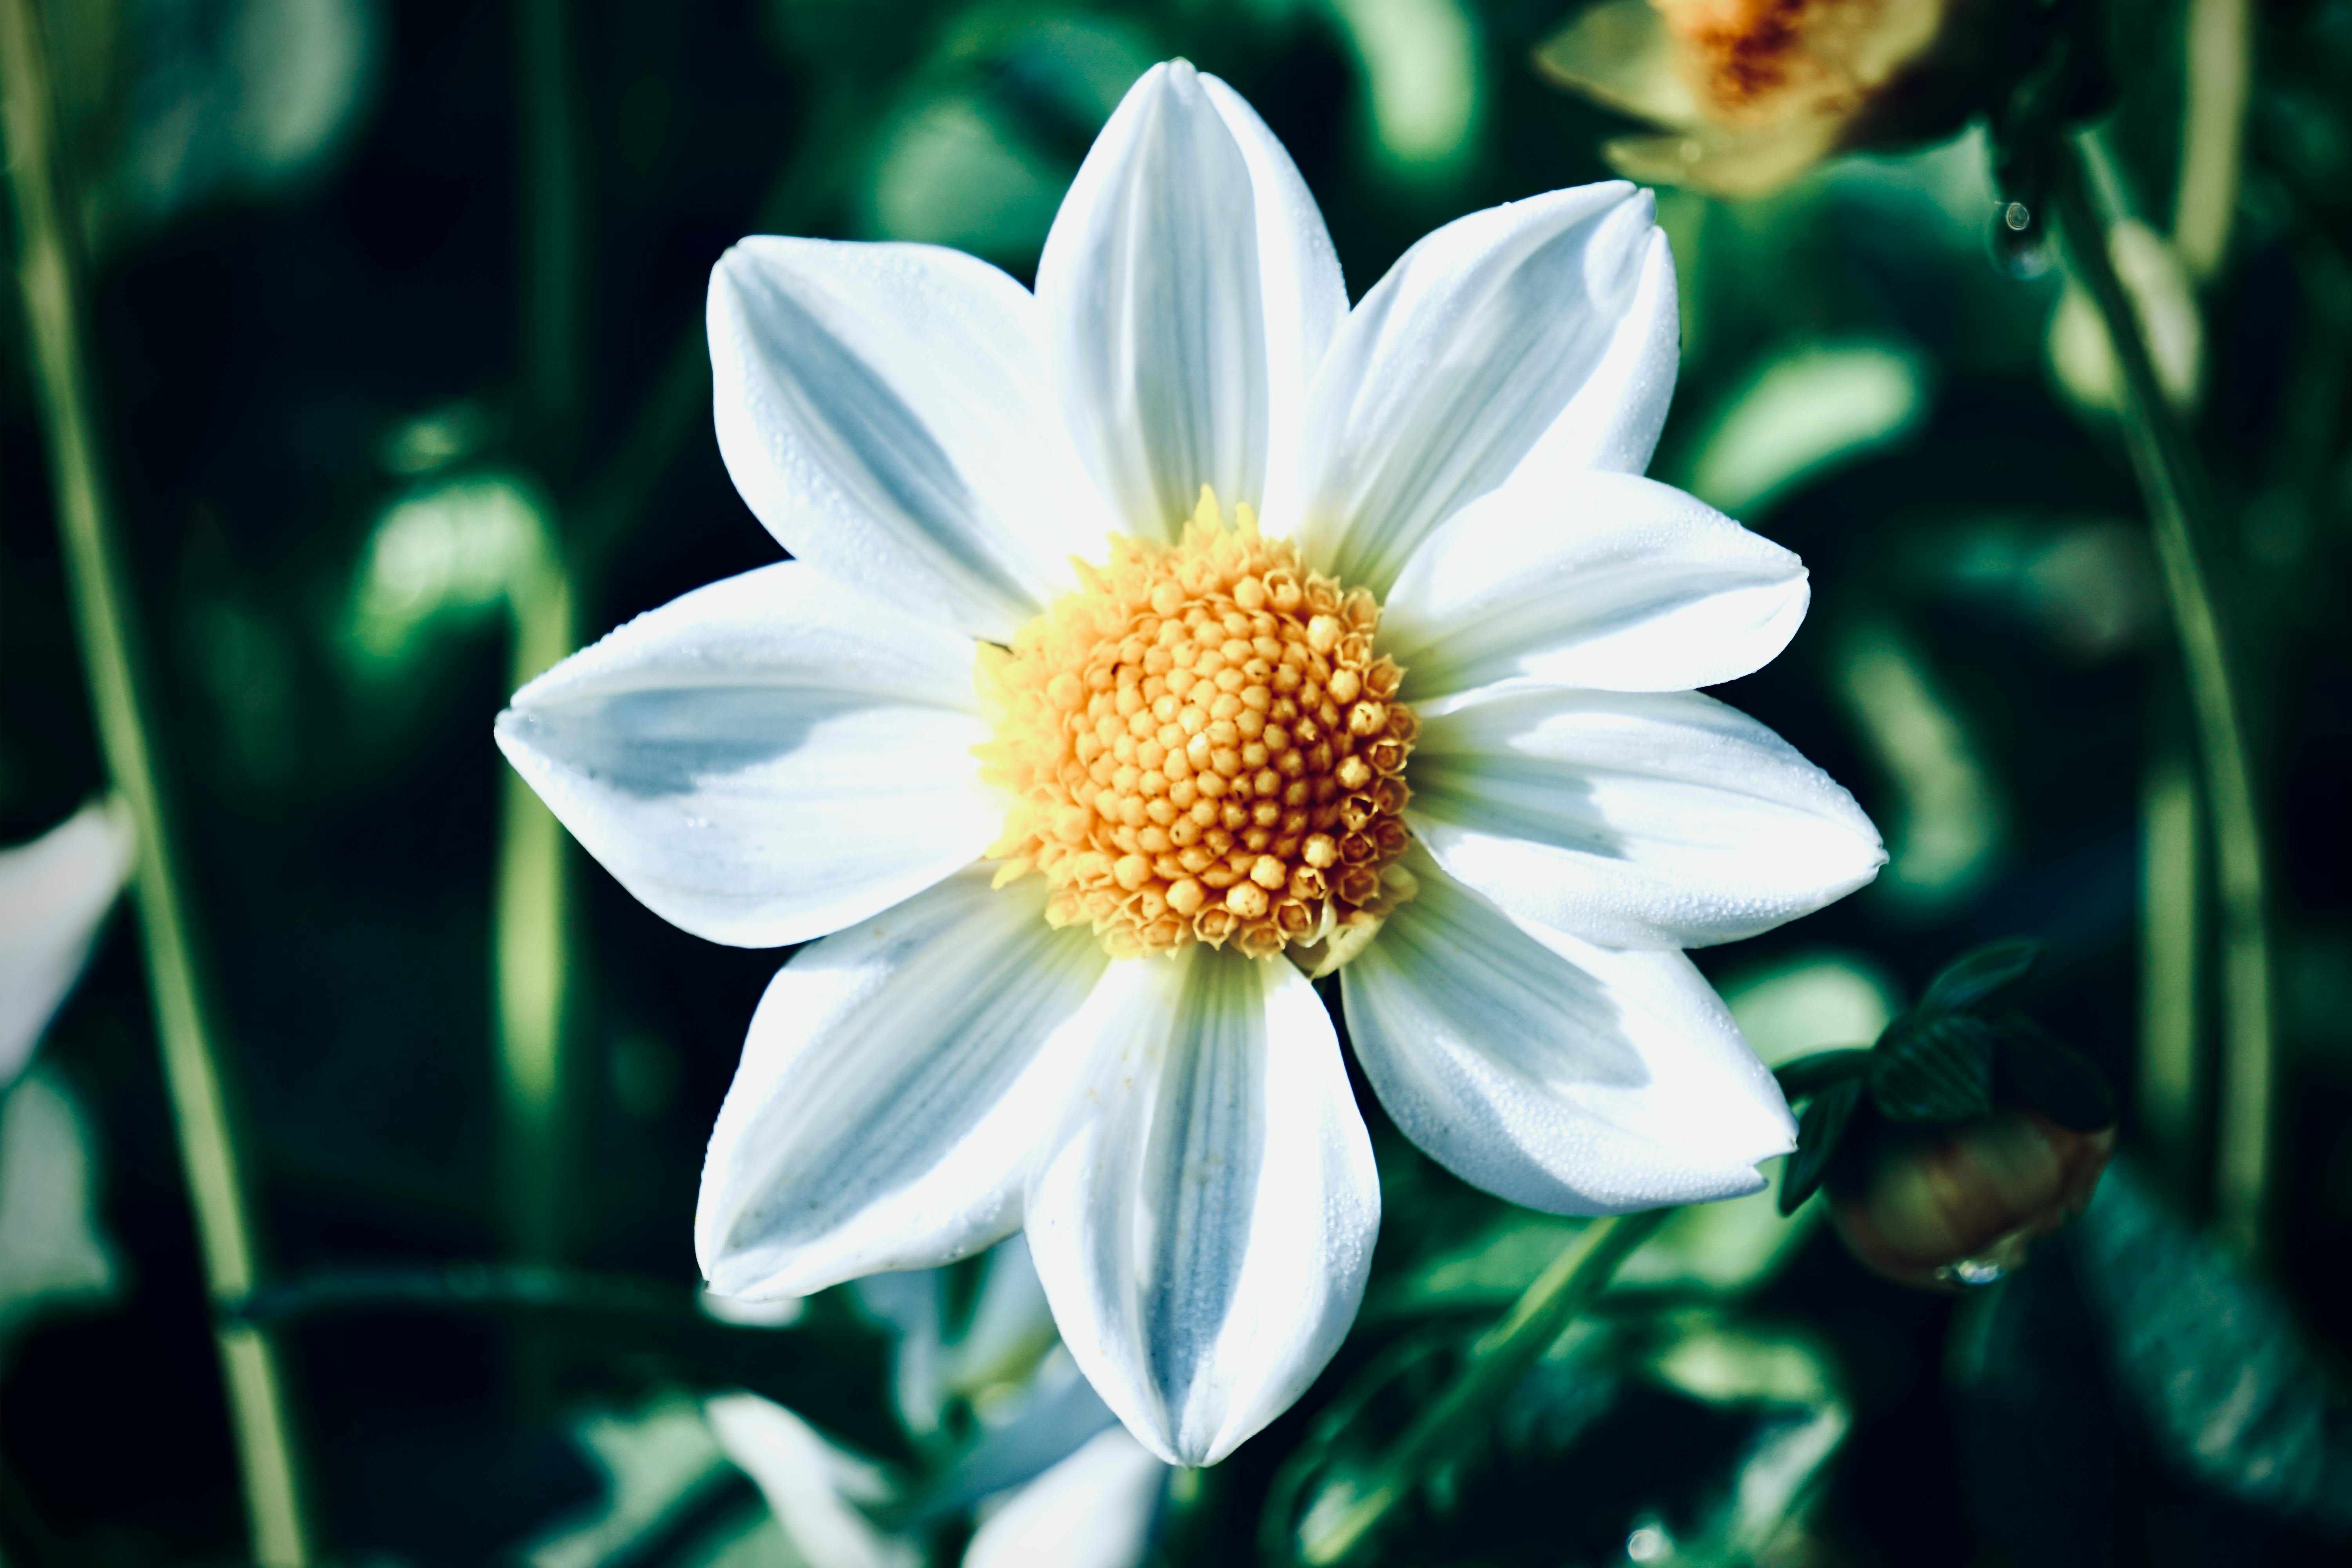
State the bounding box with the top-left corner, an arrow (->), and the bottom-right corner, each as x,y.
978,490 -> 1418,963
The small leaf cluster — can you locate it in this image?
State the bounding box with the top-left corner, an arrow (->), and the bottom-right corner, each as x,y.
1773,940 -> 2117,1216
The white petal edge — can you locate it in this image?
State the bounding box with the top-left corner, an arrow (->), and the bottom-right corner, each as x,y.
495,562 -> 998,949
704,1395 -> 919,1568
697,868 -> 1109,1299
1280,182 -> 1679,593
0,801 -> 134,1088
1343,854 -> 1794,1213
709,237 -> 1108,641
963,1426 -> 1167,1568
1025,949 -> 1379,1466
1036,61 -> 1276,539
1408,687 -> 1886,949
1381,471 -> 1809,706
1195,73 -> 1349,526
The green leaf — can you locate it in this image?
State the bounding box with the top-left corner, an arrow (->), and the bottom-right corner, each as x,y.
1992,1013 -> 2117,1131
1772,1048 -> 1873,1102
1917,937 -> 2043,1016
1779,1078 -> 1862,1216
2069,1166 -> 2352,1532
1869,1013 -> 1997,1123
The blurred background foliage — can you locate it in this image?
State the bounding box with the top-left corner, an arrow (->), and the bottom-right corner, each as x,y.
3,0 -> 2352,1563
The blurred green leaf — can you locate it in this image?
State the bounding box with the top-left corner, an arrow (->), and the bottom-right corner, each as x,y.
1326,0 -> 1481,178
1771,1047 -> 1871,1101
523,1392 -> 737,1568
1992,1013 -> 2116,1131
1779,1078 -> 1860,1217
2071,1167 -> 2352,1534
1267,1309 -> 1847,1567
1716,951 -> 1899,1067
1688,342 -> 1927,516
1918,936 -> 2043,1016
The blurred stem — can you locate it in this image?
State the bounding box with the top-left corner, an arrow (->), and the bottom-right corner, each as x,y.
2173,0 -> 2249,280
2138,746 -> 2203,1183
1293,1209 -> 1671,1565
498,546 -> 575,1265
517,0 -> 583,453
0,3 -> 312,1564
504,0 -> 583,1277
2051,138 -> 2275,1267
233,1263 -> 719,1329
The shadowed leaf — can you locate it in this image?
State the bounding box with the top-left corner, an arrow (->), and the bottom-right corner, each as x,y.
1993,1013 -> 2116,1131
1918,938 -> 2043,1016
1870,1013 -> 1997,1124
1780,1078 -> 1862,1216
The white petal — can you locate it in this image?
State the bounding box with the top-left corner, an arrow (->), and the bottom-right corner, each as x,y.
1408,688 -> 1885,949
1282,183 -> 1679,592
964,1426 -> 1167,1568
1196,73 -> 1349,524
1344,857 -> 1794,1213
1025,950 -> 1379,1466
709,238 -> 1107,641
0,1068 -> 118,1322
1038,62 -> 1342,537
1382,472 -> 1809,705
704,1395 -> 918,1568
0,801 -> 134,1088
495,563 -> 998,949
697,867 -> 1108,1299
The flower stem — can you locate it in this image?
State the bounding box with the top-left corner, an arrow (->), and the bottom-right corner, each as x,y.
2136,744 -> 2203,1185
2173,0 -> 2250,281
502,0 -> 583,1276
0,3 -> 312,1562
1293,1208 -> 1672,1565
2049,138 -> 2276,1266
497,549 -> 576,1264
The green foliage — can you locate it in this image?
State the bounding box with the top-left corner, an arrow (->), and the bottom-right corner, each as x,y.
1775,937 -> 2119,1214
4,0 -> 2351,1563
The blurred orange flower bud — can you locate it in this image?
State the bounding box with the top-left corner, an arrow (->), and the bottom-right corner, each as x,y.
1826,1109 -> 2114,1291
1536,0 -> 2027,196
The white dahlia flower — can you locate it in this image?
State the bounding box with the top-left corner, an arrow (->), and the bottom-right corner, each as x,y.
496,60 -> 1884,1466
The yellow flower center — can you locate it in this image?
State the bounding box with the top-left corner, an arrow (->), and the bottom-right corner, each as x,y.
978,488 -> 1418,964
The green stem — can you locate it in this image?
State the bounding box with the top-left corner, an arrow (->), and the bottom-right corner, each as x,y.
1293,1209 -> 1672,1565
503,0 -> 584,1273
498,547 -> 575,1263
2173,0 -> 2250,281
229,1263 -> 723,1329
2136,746 -> 2203,1183
517,0 -> 584,454
2049,138 -> 2276,1266
0,3 -> 312,1562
